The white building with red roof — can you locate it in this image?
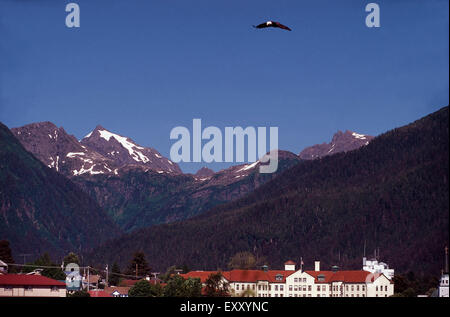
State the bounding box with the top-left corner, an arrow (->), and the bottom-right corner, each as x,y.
181,260 -> 394,298
0,274 -> 66,297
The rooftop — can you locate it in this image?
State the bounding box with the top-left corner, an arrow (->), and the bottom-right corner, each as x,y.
0,274 -> 66,287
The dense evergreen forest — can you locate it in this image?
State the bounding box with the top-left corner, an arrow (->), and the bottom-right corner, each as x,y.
90,107 -> 449,276
0,123 -> 121,257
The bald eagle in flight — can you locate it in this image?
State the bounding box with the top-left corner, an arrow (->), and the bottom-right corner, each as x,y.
253,21 -> 292,31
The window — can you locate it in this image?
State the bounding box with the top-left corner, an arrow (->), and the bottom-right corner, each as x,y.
356,285 -> 359,291
275,285 -> 278,291
308,286 -> 311,291
351,285 -> 354,291
258,285 -> 261,291
317,286 -> 320,291
362,285 -> 365,291
51,286 -> 60,292
385,285 -> 388,291
322,285 -> 326,291
376,286 -> 378,292
252,285 -> 255,290
280,285 -> 284,291
346,285 -> 349,291
303,278 -> 306,282
236,284 -> 240,290
24,286 -> 33,291
294,278 -> 298,283
289,285 -> 292,291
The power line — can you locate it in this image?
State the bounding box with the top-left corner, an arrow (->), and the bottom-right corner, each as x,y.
4,263 -> 149,279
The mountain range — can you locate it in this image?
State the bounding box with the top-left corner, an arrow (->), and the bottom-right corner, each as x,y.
88,106 -> 449,275
4,107 -> 447,277
9,122 -> 372,232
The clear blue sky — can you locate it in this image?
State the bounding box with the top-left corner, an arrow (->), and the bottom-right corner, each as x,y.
0,0 -> 448,173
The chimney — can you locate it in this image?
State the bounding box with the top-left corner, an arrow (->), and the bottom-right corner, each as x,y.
363,257 -> 367,266
314,261 -> 320,272
331,265 -> 339,273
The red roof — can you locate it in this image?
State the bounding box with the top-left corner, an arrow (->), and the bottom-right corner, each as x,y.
181,269 -> 388,285
226,270 -> 295,283
0,274 -> 66,287
284,260 -> 296,265
120,279 -> 139,287
180,271 -> 218,283
88,290 -> 112,297
330,271 -> 372,283
304,271 -> 336,283
305,270 -> 389,284
182,270 -> 295,284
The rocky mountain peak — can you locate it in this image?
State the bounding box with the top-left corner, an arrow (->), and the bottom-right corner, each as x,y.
299,130 -> 374,160
194,167 -> 215,178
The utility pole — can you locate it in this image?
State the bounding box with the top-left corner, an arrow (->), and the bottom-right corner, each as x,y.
135,263 -> 138,279
87,266 -> 90,292
105,264 -> 109,288
18,254 -> 32,265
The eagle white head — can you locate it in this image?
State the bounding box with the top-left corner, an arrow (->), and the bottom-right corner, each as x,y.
266,21 -> 273,25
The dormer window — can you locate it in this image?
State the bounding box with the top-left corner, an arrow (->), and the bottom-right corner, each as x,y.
275,274 -> 283,281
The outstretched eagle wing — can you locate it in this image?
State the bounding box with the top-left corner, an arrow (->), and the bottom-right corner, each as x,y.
274,22 -> 292,31
253,22 -> 270,29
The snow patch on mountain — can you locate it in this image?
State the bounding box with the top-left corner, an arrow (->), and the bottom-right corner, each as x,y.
236,161 -> 259,173
352,132 -> 367,140
98,129 -> 150,163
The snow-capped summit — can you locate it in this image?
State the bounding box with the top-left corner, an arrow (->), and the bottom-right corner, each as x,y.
299,130 -> 375,160
11,122 -> 114,176
80,125 -> 181,174
12,122 -> 181,177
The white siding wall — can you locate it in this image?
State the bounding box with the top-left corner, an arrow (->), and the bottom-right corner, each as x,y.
0,285 -> 66,297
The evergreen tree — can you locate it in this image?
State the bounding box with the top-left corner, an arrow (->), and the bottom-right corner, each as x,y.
126,251 -> 151,278
23,253 -> 65,280
109,262 -> 121,286
63,252 -> 80,266
0,240 -> 16,273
